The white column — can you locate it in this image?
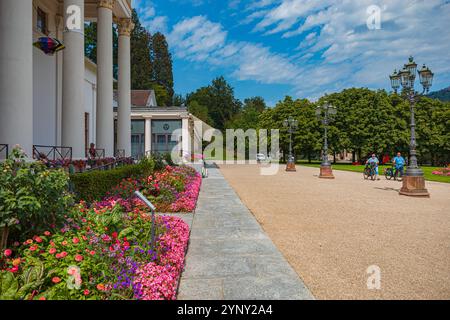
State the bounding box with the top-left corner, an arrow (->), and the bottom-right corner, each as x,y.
0,0 -> 33,156
117,19 -> 134,157
145,118 -> 152,154
62,0 -> 85,158
96,0 -> 115,157
182,117 -> 190,156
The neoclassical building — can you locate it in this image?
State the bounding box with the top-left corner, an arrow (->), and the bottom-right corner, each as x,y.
0,0 -> 134,159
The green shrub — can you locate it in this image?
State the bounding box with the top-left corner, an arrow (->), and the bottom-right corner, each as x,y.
69,160 -> 154,203
0,147 -> 73,249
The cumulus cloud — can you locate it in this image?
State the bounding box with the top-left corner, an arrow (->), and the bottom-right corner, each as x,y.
244,0 -> 450,98
168,16 -> 301,85
135,1 -> 168,34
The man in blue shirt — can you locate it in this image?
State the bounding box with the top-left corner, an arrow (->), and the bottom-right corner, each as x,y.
393,152 -> 406,177
366,153 -> 380,180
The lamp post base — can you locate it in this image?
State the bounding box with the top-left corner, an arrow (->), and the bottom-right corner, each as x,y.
286,162 -> 296,172
399,175 -> 430,197
319,165 -> 335,179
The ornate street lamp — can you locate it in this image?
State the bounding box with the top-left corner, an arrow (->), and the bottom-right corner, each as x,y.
316,103 -> 337,179
283,117 -> 298,172
389,56 -> 434,197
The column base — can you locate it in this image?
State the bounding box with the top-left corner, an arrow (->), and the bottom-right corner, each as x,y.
319,165 -> 335,179
399,175 -> 430,197
285,162 -> 296,172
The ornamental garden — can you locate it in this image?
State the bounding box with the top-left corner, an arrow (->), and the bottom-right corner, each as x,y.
0,147 -> 201,300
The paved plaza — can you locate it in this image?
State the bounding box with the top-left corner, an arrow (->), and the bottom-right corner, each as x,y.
178,166 -> 314,300
219,164 -> 450,299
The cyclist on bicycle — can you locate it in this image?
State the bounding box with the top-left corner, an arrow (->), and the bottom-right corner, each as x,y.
392,152 -> 406,177
366,153 -> 380,180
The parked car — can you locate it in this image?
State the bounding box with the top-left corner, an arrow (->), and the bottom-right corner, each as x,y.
256,153 -> 266,163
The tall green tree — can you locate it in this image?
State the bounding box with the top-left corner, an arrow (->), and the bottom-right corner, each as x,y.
151,32 -> 174,104
130,10 -> 153,90
187,76 -> 242,130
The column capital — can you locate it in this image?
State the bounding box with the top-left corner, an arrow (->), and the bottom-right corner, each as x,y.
98,0 -> 115,10
118,18 -> 135,37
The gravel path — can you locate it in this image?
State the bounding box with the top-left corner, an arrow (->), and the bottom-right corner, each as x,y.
178,167 -> 313,300
219,164 -> 450,300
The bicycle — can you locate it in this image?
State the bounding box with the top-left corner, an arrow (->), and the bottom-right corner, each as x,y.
384,165 -> 403,182
363,162 -> 377,180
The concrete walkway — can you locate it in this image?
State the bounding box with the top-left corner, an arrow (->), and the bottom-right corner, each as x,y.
177,167 -> 313,300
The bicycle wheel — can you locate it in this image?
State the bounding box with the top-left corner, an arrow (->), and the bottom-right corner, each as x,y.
385,168 -> 393,180
363,168 -> 370,180
370,170 -> 376,180
395,170 -> 403,182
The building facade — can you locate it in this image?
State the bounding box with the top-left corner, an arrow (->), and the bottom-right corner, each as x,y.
0,0 -> 134,159
114,90 -> 210,160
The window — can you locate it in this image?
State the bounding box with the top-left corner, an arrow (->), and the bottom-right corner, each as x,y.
37,7 -> 48,35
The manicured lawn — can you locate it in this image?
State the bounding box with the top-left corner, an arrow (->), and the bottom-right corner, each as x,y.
298,161 -> 450,183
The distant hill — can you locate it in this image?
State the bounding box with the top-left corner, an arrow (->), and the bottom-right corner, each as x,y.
427,86 -> 450,102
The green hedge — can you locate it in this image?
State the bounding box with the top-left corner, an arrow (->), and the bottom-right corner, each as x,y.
70,161 -> 154,203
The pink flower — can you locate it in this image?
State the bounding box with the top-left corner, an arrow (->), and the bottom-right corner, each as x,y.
49,248 -> 57,254
29,245 -> 37,251
4,249 -> 12,257
52,277 -> 61,284
44,231 -> 51,236
75,254 -> 83,262
72,237 -> 80,244
83,289 -> 90,296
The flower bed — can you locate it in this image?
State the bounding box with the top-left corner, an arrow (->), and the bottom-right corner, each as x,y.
432,168 -> 450,176
1,148 -> 199,300
105,165 -> 202,213
0,200 -> 190,300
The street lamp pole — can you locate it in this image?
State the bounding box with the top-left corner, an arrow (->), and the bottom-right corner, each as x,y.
283,117 -> 298,172
389,56 -> 433,197
316,103 -> 336,179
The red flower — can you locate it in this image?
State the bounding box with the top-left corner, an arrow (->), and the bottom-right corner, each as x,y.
83,289 -> 90,296
55,253 -> 62,259
10,266 -> 19,273
72,237 -> 80,244
38,296 -> 46,300
35,237 -> 43,243
60,251 -> 68,258
111,232 -> 118,239
49,248 -> 57,255
29,245 -> 37,251
89,250 -> 96,256
75,254 -> 83,262
44,231 -> 51,236
4,249 -> 12,257
52,277 -> 61,284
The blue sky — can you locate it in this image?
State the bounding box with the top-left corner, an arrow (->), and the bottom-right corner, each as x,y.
134,0 -> 450,106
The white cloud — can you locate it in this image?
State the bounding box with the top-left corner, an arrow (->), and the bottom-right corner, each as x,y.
168,16 -> 301,85
136,1 -> 168,34
244,0 -> 450,98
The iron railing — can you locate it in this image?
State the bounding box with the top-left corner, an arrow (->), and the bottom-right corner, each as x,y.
33,145 -> 72,161
86,148 -> 105,159
115,149 -> 125,158
84,157 -> 132,173
0,144 -> 8,160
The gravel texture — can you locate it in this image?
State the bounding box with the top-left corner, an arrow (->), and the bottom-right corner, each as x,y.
219,164 -> 450,300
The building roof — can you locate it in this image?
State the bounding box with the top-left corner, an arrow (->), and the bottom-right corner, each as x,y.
113,90 -> 157,107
